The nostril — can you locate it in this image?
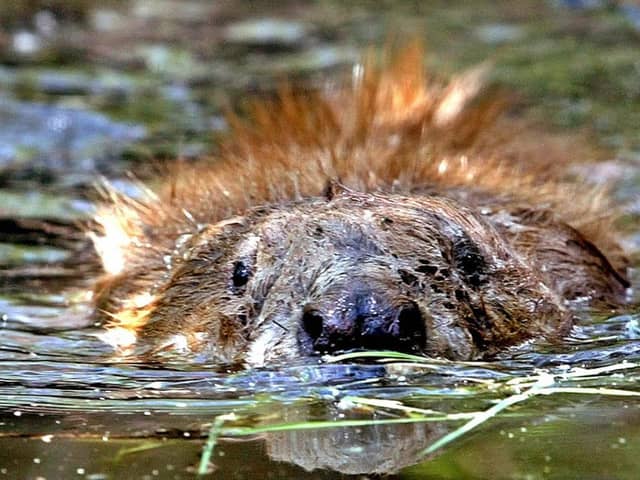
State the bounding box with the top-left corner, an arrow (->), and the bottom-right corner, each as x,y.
301,308 -> 325,341
395,302 -> 424,339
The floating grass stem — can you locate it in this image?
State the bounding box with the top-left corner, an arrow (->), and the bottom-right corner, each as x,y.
422,364 -> 640,456
198,413 -> 237,476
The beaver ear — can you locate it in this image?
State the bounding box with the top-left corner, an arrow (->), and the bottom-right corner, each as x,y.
322,179 -> 350,201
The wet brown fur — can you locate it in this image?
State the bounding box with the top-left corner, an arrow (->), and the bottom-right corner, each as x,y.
90,44 -> 629,366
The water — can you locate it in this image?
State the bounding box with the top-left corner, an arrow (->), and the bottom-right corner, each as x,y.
1,274 -> 638,478
1,1 -> 640,478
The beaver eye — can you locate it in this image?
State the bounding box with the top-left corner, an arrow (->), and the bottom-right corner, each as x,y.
451,235 -> 486,287
232,261 -> 252,288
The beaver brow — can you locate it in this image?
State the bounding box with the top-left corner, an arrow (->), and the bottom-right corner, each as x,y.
314,221 -> 385,256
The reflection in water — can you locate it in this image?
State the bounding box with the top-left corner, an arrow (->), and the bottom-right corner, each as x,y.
267,421 -> 447,474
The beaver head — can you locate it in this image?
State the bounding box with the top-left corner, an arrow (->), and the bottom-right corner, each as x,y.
91,46 -> 628,367
110,187 -> 568,367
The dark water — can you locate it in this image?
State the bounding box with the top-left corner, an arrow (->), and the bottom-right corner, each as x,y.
1,295 -> 639,479
1,1 -> 640,479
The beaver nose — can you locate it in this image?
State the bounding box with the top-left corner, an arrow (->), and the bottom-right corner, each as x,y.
300,297 -> 426,355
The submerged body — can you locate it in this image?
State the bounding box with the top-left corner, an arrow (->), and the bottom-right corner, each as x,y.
90,45 -> 629,367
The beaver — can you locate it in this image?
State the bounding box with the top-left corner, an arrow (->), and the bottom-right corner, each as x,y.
89,44 -> 629,367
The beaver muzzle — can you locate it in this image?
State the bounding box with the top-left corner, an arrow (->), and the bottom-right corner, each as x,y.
299,289 -> 427,355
